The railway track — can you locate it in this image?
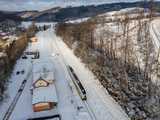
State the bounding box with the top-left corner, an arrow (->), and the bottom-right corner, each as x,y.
3,79 -> 27,120
84,101 -> 97,120
52,32 -> 98,120
67,65 -> 97,120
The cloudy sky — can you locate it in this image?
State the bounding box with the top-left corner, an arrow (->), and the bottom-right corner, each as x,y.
0,0 -> 147,11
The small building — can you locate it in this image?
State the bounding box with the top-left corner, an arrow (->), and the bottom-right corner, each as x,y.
32,84 -> 58,112
33,71 -> 55,88
30,37 -> 37,42
32,65 -> 57,112
2,36 -> 9,41
33,78 -> 49,88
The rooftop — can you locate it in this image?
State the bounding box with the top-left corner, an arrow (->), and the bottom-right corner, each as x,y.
33,71 -> 55,84
0,52 -> 7,58
32,84 -> 58,105
33,61 -> 55,73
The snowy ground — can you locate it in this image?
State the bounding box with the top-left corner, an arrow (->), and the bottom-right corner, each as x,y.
0,23 -> 129,120
52,28 -> 129,120
150,18 -> 160,52
65,18 -> 90,24
0,58 -> 32,120
6,28 -> 77,120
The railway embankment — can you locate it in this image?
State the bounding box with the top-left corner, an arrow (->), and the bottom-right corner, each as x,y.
56,20 -> 160,120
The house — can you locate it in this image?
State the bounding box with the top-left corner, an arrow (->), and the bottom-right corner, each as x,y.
33,77 -> 49,88
32,64 -> 58,112
33,71 -> 55,87
30,36 -> 37,42
32,84 -> 58,112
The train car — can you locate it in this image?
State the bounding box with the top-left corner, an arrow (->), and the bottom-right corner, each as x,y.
68,66 -> 87,100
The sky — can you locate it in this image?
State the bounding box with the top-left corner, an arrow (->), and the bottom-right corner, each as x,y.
0,0 -> 149,11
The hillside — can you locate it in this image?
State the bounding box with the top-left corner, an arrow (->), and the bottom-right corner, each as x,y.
56,9 -> 160,119
0,11 -> 22,22
26,2 -> 147,22
1,1 -> 160,22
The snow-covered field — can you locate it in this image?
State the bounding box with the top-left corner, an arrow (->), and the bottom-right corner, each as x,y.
0,22 -> 129,120
65,18 -> 90,24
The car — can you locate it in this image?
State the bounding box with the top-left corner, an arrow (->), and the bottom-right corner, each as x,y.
16,71 -> 20,75
32,52 -> 40,59
22,55 -> 27,59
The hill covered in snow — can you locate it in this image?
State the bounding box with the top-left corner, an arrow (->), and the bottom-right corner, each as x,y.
1,1 -> 160,22
23,1 -> 159,22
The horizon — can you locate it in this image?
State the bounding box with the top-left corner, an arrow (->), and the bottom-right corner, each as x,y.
0,0 -> 145,11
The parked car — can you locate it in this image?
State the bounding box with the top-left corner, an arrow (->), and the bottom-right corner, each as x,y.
22,55 -> 27,59
32,52 -> 40,59
16,71 -> 20,75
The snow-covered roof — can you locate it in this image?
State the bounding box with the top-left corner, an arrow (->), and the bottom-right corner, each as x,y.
2,36 -> 9,40
33,71 -> 55,83
65,17 -> 89,24
32,84 -> 58,105
0,32 -> 7,36
33,62 -> 54,73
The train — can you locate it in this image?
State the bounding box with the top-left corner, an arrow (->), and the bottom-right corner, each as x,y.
67,65 -> 87,101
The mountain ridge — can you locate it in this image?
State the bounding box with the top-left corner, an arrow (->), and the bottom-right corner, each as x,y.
0,1 -> 160,22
